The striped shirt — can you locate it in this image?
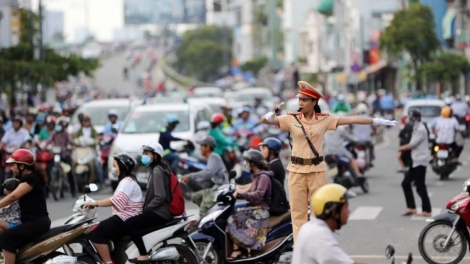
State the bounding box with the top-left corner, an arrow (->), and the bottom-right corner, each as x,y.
110,177 -> 143,221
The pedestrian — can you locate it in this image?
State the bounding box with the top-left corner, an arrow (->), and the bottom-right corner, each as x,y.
398,109 -> 432,217
261,81 -> 397,242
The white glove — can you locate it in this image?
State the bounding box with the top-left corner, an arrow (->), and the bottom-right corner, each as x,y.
373,118 -> 397,126
264,111 -> 276,122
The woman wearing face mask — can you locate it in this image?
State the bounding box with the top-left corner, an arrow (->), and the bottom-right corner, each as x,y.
226,149 -> 272,260
83,153 -> 143,264
124,142 -> 173,263
209,113 -> 239,170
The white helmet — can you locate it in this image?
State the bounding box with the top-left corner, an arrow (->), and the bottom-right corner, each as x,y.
444,97 -> 453,105
356,103 -> 368,114
142,142 -> 163,157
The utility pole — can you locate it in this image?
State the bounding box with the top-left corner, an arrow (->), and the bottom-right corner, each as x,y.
221,0 -> 228,73
267,0 -> 278,66
38,0 -> 44,62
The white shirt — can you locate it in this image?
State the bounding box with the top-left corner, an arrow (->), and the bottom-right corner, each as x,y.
110,177 -> 143,221
292,217 -> 354,264
1,128 -> 31,147
82,127 -> 92,139
435,118 -> 459,144
451,101 -> 469,118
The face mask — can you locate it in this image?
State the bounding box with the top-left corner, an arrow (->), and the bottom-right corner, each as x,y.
111,167 -> 119,177
141,155 -> 152,166
54,125 -> 62,132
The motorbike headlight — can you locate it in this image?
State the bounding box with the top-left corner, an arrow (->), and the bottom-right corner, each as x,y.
451,197 -> 470,211
198,210 -> 224,229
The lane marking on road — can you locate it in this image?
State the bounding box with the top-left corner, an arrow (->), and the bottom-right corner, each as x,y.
349,206 -> 382,220
410,208 -> 442,220
349,255 -> 470,260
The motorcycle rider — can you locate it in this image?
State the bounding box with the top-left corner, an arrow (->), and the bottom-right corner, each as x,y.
38,116 -> 56,141
0,149 -> 51,264
431,106 -> 460,163
221,104 -> 236,128
233,106 -> 257,133
259,137 -> 285,186
159,115 -> 187,173
48,119 -> 76,197
73,115 -> 104,186
451,94 -> 469,119
102,109 -> 122,137
352,103 -> 376,167
84,153 -> 143,264
23,111 -> 40,137
0,117 -> 32,151
209,113 -> 238,169
332,94 -> 351,114
181,136 -> 228,215
292,183 -> 365,264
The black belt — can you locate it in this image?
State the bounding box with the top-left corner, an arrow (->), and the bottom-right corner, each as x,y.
291,156 -> 324,166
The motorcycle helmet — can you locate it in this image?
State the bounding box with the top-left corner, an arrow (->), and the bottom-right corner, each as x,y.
355,103 -> 368,114
258,137 -> 282,153
441,106 -> 452,118
2,178 -> 19,191
113,153 -> 136,173
211,113 -> 224,124
167,115 -> 179,125
409,109 -> 421,122
311,183 -> 356,220
242,149 -> 265,167
142,142 -> 164,157
6,149 -> 35,166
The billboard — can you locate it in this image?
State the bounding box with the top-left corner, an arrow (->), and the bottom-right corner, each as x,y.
124,0 -> 206,25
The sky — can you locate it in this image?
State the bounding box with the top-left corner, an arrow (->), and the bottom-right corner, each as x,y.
31,0 -> 124,43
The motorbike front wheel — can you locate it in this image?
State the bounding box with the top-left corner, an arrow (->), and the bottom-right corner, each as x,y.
194,241 -> 221,264
50,166 -> 64,201
418,221 -> 467,264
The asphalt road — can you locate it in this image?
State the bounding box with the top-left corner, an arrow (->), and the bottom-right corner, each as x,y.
44,128 -> 470,263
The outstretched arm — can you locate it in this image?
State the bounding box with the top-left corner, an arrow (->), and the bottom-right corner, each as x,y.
337,116 -> 397,127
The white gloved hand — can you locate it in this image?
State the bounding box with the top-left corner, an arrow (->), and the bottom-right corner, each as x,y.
264,111 -> 276,122
373,118 -> 397,126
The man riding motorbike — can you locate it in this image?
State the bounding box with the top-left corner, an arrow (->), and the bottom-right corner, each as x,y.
0,116 -> 32,151
38,116 -> 56,141
181,136 -> 228,215
351,103 -> 376,167
451,95 -> 469,120
232,106 -> 257,133
332,94 -> 351,114
432,106 -> 461,163
158,115 -> 188,173
102,109 -> 123,137
292,183 -> 365,264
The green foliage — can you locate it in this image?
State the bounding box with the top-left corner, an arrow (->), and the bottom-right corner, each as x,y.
380,3 -> 440,89
240,56 -> 268,75
380,4 -> 439,62
422,52 -> 469,83
19,9 -> 39,46
176,25 -> 232,82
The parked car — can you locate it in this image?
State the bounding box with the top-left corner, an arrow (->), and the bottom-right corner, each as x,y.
187,97 -> 226,113
69,99 -> 139,134
231,87 -> 274,108
108,102 -> 213,189
192,87 -> 223,98
401,99 -> 445,128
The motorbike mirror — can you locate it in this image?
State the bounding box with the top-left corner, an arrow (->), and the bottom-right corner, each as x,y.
385,245 -> 395,259
84,184 -> 98,194
229,170 -> 237,180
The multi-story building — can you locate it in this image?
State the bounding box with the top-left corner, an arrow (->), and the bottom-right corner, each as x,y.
0,0 -> 20,48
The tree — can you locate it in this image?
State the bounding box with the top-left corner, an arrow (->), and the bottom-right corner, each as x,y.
380,3 -> 440,90
50,31 -> 65,42
176,25 -> 232,82
422,52 -> 469,91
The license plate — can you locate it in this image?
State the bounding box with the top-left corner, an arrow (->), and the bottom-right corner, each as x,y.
437,150 -> 449,159
460,125 -> 466,131
357,151 -> 365,159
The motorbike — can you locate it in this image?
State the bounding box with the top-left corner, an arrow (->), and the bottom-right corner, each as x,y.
98,133 -> 116,178
385,245 -> 413,264
418,179 -> 470,264
325,154 -> 369,193
49,145 -> 71,201
187,171 -> 293,264
431,143 -> 457,180
72,137 -> 96,193
347,141 -> 372,173
35,141 -> 54,170
12,185 -> 100,263
456,115 -> 469,138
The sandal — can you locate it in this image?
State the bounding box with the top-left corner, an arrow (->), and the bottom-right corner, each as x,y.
401,209 -> 417,216
228,250 -> 243,260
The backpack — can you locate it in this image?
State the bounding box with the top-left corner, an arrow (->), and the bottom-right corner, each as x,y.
267,173 -> 290,216
166,170 -> 185,216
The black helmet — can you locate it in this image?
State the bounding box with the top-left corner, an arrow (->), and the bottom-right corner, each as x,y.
409,109 -> 421,122
13,116 -> 23,126
243,149 -> 264,166
2,178 -> 20,191
113,153 -> 136,173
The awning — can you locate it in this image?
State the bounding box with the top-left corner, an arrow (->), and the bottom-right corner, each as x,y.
317,0 -> 333,16
363,60 -> 387,75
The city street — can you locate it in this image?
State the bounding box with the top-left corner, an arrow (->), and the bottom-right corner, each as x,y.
45,127 -> 470,263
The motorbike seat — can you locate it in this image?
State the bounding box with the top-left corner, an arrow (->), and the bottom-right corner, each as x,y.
118,217 -> 185,241
267,210 -> 291,231
20,224 -> 76,250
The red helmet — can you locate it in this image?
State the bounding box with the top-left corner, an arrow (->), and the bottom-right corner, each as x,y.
46,115 -> 56,124
7,149 -> 35,166
211,113 -> 224,124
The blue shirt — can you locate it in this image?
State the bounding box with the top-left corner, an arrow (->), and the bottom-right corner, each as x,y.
380,95 -> 394,110
102,121 -> 123,136
158,126 -> 183,151
232,118 -> 257,133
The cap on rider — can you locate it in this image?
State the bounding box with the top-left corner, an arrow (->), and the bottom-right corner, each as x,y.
441,106 -> 452,118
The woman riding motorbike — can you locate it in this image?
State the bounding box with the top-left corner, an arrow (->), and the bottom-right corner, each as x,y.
0,149 -> 50,264
84,153 -> 143,264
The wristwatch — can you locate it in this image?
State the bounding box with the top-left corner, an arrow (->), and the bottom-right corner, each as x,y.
94,202 -> 99,207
